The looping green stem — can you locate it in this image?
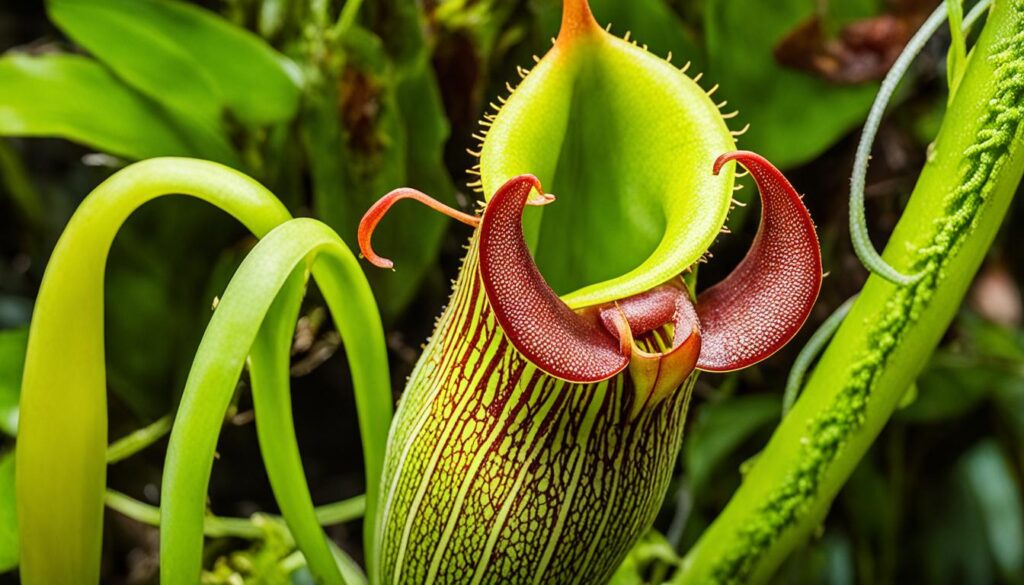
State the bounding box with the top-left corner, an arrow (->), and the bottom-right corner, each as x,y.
160,218 -> 390,585
16,158 -> 291,585
16,159 -> 391,585
848,0 -> 991,286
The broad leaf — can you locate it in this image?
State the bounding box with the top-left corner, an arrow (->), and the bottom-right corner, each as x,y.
703,0 -> 878,168
0,53 -> 223,161
48,0 -> 301,127
684,393 -> 780,495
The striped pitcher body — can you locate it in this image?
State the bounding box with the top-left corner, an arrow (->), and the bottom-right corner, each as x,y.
374,235 -> 695,585
361,6 -> 823,581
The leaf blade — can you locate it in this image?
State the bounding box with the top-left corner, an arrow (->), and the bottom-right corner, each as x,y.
48,0 -> 302,126
0,53 -> 223,161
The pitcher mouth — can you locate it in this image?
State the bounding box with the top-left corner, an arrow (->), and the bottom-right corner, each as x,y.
359,151 -> 821,404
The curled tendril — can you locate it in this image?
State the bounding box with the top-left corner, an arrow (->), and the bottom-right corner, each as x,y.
358,188 -> 480,269
849,0 -> 991,286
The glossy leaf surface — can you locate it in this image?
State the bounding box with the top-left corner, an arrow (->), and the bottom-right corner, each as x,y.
0,54 -> 226,161
703,0 -> 879,167
48,0 -> 301,126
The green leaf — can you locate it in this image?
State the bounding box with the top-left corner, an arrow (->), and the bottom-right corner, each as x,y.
684,394 -> 780,495
15,158 -> 293,584
0,53 -> 223,161
249,268 -> 346,585
0,449 -> 16,573
306,19 -> 456,320
0,328 -> 27,437
703,0 -> 878,168
48,0 -> 302,127
959,441 -> 1024,580
480,8 -> 736,306
608,530 -> 680,585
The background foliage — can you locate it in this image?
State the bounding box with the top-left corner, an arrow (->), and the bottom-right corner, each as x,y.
0,0 -> 1021,583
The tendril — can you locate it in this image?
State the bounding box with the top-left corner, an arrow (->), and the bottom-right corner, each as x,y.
782,295 -> 858,417
358,188 -> 480,269
849,0 -> 991,286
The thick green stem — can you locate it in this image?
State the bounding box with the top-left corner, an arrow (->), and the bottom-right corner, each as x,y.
677,1 -> 1024,583
16,158 -> 291,584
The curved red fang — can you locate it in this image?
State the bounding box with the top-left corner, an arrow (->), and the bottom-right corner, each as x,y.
599,284 -> 684,338
358,187 -> 480,269
598,284 -> 701,358
696,151 -> 822,372
478,175 -> 629,383
639,294 -> 701,407
599,286 -> 702,417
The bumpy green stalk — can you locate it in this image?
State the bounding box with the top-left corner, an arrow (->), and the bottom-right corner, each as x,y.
16,158 -> 291,584
677,1 -> 1024,583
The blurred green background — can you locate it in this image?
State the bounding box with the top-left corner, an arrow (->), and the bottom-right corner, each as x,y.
0,0 -> 1021,583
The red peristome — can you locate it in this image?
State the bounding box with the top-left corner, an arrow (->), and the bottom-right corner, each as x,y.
478,175 -> 629,383
695,151 -> 822,372
358,187 -> 480,269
